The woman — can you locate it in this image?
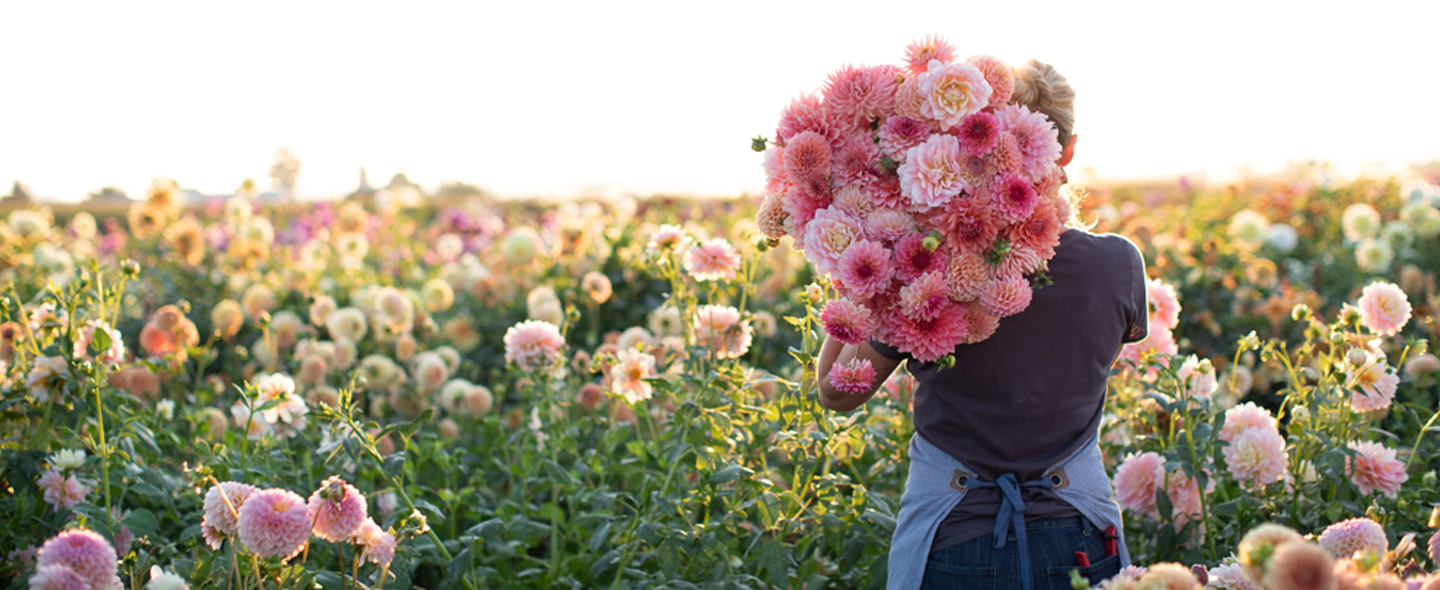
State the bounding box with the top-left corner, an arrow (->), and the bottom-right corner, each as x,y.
817,61 -> 1149,590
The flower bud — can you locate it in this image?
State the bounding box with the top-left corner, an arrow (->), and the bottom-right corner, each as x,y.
1348,348 -> 1369,366
1290,303 -> 1312,323
1238,331 -> 1261,351
751,136 -> 768,152
121,259 -> 141,278
938,354 -> 955,369
922,233 -> 940,252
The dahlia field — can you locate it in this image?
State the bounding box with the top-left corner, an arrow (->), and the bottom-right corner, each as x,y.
3,171 -> 1440,589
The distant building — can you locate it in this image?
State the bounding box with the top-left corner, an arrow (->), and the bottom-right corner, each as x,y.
346,167 -> 378,205
83,186 -> 133,206
2,181 -> 34,206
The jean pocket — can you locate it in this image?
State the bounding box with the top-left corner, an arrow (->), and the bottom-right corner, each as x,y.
1045,553 -> 1120,590
921,562 -> 998,590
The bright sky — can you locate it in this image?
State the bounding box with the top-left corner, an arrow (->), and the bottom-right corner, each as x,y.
2,1 -> 1437,202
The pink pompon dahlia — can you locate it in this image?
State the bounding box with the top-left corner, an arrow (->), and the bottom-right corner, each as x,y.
1346,440 -> 1408,497
1147,278 -> 1182,330
503,319 -> 566,370
783,193 -> 826,248
945,250 -> 989,302
903,35 -> 957,75
862,209 -> 914,244
823,64 -> 899,130
877,116 -> 931,163
203,481 -> 260,549
237,488 -> 311,562
1114,451 -> 1165,517
959,302 -> 1000,344
833,132 -> 884,190
956,111 -> 1001,157
991,172 -> 1039,224
916,60 -> 992,131
1357,281 -> 1411,336
762,144 -> 788,194
820,298 -> 874,346
889,299 -> 966,362
756,193 -> 789,240
836,239 -> 895,299
1346,354 -> 1398,413
1262,542 -> 1335,590
684,237 -> 742,282
1317,517 -> 1387,559
353,518 -> 396,567
29,563 -> 91,590
832,185 -> 874,219
1009,197 -> 1064,258
893,233 -> 949,283
802,207 -> 864,275
967,55 -> 1014,108
783,130 -> 833,187
307,476 -> 368,543
990,132 -> 1023,176
775,93 -> 835,144
898,271 -> 951,321
1220,402 -> 1277,443
1223,426 -> 1288,490
939,194 -> 1000,254
35,529 -> 117,590
898,134 -> 967,210
991,242 -> 1042,280
829,358 -> 877,395
996,104 -> 1062,181
978,274 -> 1032,318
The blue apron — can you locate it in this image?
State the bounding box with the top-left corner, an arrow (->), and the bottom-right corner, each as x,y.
886,430 -> 1130,590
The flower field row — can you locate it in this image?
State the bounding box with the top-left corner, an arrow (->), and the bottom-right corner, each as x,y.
1,169 -> 1439,589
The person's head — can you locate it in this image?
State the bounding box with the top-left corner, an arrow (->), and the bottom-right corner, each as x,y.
1010,60 -> 1076,166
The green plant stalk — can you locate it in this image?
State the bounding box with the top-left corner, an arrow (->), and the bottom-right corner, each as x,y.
1182,424 -> 1217,562
93,379 -> 114,533
1404,408 -> 1440,472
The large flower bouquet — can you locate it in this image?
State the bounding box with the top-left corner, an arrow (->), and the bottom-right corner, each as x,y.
756,37 -> 1074,363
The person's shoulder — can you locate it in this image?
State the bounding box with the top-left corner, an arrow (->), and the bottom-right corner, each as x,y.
1061,229 -> 1142,264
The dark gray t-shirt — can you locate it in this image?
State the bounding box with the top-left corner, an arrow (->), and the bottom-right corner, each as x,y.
872,229 -> 1148,551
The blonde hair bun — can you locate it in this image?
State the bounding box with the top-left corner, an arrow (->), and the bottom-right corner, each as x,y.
1011,60 -> 1075,148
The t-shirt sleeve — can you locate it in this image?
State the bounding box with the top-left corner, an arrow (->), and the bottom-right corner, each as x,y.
868,337 -> 907,361
1122,239 -> 1149,344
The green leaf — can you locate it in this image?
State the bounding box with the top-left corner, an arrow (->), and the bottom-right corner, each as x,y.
383,452 -> 406,480
709,463 -> 753,485
123,508 -> 160,539
589,520 -> 613,553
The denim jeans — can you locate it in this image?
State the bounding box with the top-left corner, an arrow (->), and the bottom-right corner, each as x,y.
919,517 -> 1121,590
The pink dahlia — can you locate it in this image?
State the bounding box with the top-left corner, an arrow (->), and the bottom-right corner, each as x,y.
307,476 -> 368,543
829,358 -> 877,395
1175,355 -> 1218,399
1357,282 -> 1411,336
996,104 -> 1062,180
202,481 -> 260,549
1009,197 -> 1064,258
802,207 -> 864,275
237,488 -> 310,561
863,209 -> 915,244
73,320 -> 126,366
1263,542 -> 1335,590
1429,532 -> 1440,565
959,302 -> 1000,344
1317,517 -> 1387,558
353,518 -> 396,566
889,299 -> 967,362
783,130 -> 833,186
836,239 -> 895,299
1137,562 -> 1200,589
503,320 -> 566,371
903,35 -> 957,75
967,55 -> 1014,108
1224,426 -> 1288,490
898,134 -> 967,210
36,529 -> 117,589
29,563 -> 90,590
991,242 -> 1042,280
899,271 -> 952,321
893,233 -> 949,283
692,305 -> 753,359
782,193 -> 826,248
832,185 -> 874,219
37,470 -> 87,510
916,60 -> 992,131
823,64 -> 899,131
1164,469 -> 1206,525
892,76 -> 927,121
1346,352 -> 1398,413
991,172 -> 1039,223
945,251 -> 989,302
1147,278 -> 1182,330
990,132 -> 1023,175
762,144 -> 788,194
684,237 -> 742,282
956,111 -> 1000,157
756,193 -> 788,240
978,275 -> 1032,318
1205,563 -> 1258,590
939,194 -> 1000,254
878,116 -> 931,163
1346,440 -> 1408,497
820,298 -> 874,346
1220,402 -> 1277,443
833,132 -> 884,190
1114,451 -> 1165,517
775,93 -> 835,144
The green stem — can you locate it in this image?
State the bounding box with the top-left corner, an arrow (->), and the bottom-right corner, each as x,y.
93,380 -> 114,532
1404,408 -> 1440,472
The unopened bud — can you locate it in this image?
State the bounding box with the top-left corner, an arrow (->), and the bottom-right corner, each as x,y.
1239,331 -> 1260,351
1347,348 -> 1369,366
751,136 -> 769,152
938,354 -> 955,369
1427,505 -> 1440,529
922,235 -> 940,252
1290,303 -> 1312,323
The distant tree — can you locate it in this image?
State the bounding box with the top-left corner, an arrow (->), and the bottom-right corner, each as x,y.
270,147 -> 301,199
86,186 -> 131,201
435,181 -> 489,199
5,181 -> 33,202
